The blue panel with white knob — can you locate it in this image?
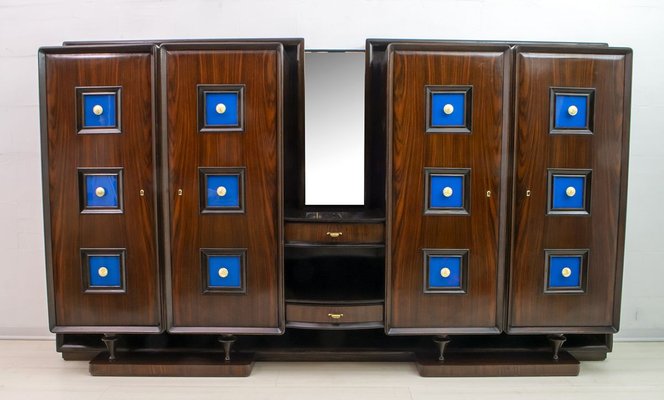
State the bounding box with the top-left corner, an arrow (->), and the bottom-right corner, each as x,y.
548,255 -> 582,289
554,94 -> 588,129
551,175 -> 586,211
206,174 -> 240,208
430,174 -> 464,209
207,255 -> 242,289
428,255 -> 462,289
88,254 -> 122,287
205,92 -> 239,126
85,174 -> 119,208
83,93 -> 117,128
431,92 -> 465,127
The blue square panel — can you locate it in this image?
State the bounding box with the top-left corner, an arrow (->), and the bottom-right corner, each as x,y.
208,255 -> 242,289
554,94 -> 588,129
428,256 -> 462,289
205,92 -> 239,126
206,174 -> 240,208
85,175 -> 119,208
548,255 -> 582,288
83,93 -> 117,128
430,175 -> 464,209
88,255 -> 122,287
551,175 -> 585,210
431,92 -> 465,127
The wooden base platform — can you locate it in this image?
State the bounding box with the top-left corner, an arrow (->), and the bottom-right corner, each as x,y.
416,351 -> 580,377
89,352 -> 254,377
89,350 -> 579,377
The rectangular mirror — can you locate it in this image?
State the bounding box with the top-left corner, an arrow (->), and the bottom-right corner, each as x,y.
304,51 -> 365,205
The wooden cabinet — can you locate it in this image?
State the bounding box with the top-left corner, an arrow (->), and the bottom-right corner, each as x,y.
39,45 -> 162,333
385,44 -> 511,333
40,38 -> 631,377
160,43 -> 285,333
508,46 -> 632,333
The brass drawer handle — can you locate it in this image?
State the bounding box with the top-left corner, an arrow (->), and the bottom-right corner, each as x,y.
326,231 -> 343,238
568,105 -> 578,116
92,104 -> 104,116
328,313 -> 344,320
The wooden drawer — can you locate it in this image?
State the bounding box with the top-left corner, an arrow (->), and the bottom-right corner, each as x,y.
286,303 -> 384,325
285,223 -> 384,244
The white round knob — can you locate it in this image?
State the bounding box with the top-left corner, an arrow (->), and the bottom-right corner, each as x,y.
443,104 -> 454,115
440,267 -> 451,278
216,103 -> 227,114
218,267 -> 229,278
216,186 -> 227,197
92,105 -> 104,116
442,187 -> 454,198
561,267 -> 572,278
98,266 -> 108,277
567,105 -> 578,116
565,186 -> 576,197
95,187 -> 106,197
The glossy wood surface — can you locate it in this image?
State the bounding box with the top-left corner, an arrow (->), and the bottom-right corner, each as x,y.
285,222 -> 384,244
508,47 -> 632,332
40,46 -> 161,332
387,44 -> 510,333
161,43 -> 283,333
89,352 -> 254,377
416,352 -> 579,377
286,303 -> 383,324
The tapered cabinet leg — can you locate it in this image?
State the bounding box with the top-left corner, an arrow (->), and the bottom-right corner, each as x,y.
218,335 -> 237,362
101,334 -> 118,361
433,335 -> 451,362
548,334 -> 567,360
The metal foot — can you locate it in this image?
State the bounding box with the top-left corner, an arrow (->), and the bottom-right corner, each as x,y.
433,335 -> 451,362
218,335 -> 237,362
547,334 -> 567,360
101,334 -> 118,362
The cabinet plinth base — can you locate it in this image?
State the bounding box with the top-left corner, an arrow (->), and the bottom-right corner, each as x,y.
89,352 -> 254,377
415,351 -> 579,377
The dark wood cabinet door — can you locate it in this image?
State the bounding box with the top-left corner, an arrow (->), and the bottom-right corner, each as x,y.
40,46 -> 162,333
508,46 -> 632,333
161,43 -> 284,333
386,44 -> 511,334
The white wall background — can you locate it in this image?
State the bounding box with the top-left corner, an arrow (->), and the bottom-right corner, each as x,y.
0,0 -> 662,340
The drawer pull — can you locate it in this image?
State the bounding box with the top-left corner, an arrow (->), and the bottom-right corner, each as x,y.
440,267 -> 451,278
443,103 -> 454,115
567,105 -> 578,116
97,266 -> 108,277
92,104 -> 104,116
218,267 -> 229,278
328,313 -> 344,320
565,186 -> 576,197
215,103 -> 227,114
216,186 -> 227,197
326,231 -> 343,238
95,186 -> 106,197
561,267 -> 572,278
442,186 -> 453,198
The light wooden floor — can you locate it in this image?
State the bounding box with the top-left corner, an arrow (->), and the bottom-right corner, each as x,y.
0,340 -> 663,399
